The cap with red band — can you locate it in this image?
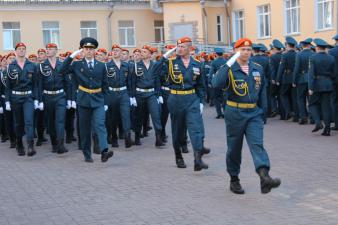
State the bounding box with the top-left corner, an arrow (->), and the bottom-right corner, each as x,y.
46,43 -> 58,49
133,48 -> 141,54
111,44 -> 121,50
177,36 -> 192,44
234,38 -> 253,49
38,48 -> 46,53
142,45 -> 153,53
15,42 -> 26,50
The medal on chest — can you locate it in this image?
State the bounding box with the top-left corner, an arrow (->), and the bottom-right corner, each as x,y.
252,71 -> 261,90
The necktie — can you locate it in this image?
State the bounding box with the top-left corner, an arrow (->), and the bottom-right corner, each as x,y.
88,61 -> 93,71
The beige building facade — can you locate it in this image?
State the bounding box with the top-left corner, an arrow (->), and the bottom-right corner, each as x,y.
0,0 -> 337,54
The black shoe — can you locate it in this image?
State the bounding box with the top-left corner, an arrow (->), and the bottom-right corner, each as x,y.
270,111 -> 277,118
230,180 -> 245,194
285,113 -> 292,120
321,127 -> 330,136
27,140 -> 36,157
111,139 -> 119,148
215,115 -> 222,119
258,167 -> 281,194
292,117 -> 299,123
36,139 -> 43,146
57,139 -> 68,154
298,118 -> 308,125
16,138 -> 25,156
181,145 -> 189,154
312,124 -> 323,132
134,133 -> 141,145
1,136 -> 8,142
221,114 -> 225,118
10,140 -> 16,148
194,151 -> 208,171
155,133 -> 165,147
124,133 -> 132,148
161,132 -> 168,143
85,158 -> 94,163
101,150 -> 114,163
142,130 -> 149,137
202,146 -> 211,155
176,158 -> 186,168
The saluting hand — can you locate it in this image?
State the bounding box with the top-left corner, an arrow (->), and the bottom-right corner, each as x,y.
70,49 -> 83,59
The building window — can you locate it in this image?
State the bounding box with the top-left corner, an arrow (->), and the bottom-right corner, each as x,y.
118,20 -> 135,47
2,22 -> 21,50
216,15 -> 224,42
80,21 -> 97,39
154,20 -> 164,42
42,21 -> 60,46
232,10 -> 245,41
257,4 -> 271,38
284,0 -> 300,34
316,0 -> 334,30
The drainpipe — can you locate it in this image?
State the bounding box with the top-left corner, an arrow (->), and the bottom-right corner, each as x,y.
107,4 -> 114,48
224,0 -> 231,46
200,0 -> 208,45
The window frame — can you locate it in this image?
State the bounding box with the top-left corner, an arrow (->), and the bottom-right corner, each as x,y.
284,0 -> 300,35
2,22 -> 21,51
118,20 -> 136,48
154,20 -> 164,43
216,15 -> 224,42
232,10 -> 245,41
315,0 -> 334,31
80,21 -> 98,39
42,21 -> 61,48
256,4 -> 271,39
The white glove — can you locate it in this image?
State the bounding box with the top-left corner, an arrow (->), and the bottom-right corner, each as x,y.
129,98 -> 133,106
132,97 -> 137,107
200,103 -> 204,114
70,49 -> 83,58
158,96 -> 164,104
5,102 -> 11,111
38,102 -> 44,111
71,101 -> 76,109
34,100 -> 39,110
226,52 -> 240,67
66,100 -> 71,109
0,107 -> 3,114
104,105 -> 108,111
163,47 -> 177,59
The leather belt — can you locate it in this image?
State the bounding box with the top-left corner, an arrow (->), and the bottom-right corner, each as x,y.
43,89 -> 64,95
12,90 -> 32,95
108,86 -> 127,91
170,89 -> 195,95
227,100 -> 256,109
161,86 -> 170,91
136,87 -> 154,92
78,85 -> 102,94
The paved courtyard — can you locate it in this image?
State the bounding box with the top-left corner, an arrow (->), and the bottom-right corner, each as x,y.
0,106 -> 338,225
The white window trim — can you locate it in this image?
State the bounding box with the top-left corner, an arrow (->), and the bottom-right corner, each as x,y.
118,20 -> 136,48
315,0 -> 334,31
2,23 -> 20,51
256,4 -> 271,39
80,21 -> 98,39
283,0 -> 301,35
42,22 -> 61,48
216,15 -> 224,42
154,24 -> 164,42
232,10 -> 245,41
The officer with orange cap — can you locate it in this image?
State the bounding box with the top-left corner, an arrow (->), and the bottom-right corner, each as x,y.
212,38 -> 281,194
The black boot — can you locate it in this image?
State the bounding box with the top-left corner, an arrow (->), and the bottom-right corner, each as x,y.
1,135 -> 8,142
134,132 -> 141,145
36,138 -> 43,146
321,126 -> 330,136
174,147 -> 186,168
155,133 -> 165,147
298,118 -> 308,125
101,149 -> 114,163
181,144 -> 189,154
27,140 -> 36,157
124,133 -> 132,148
16,137 -> 25,156
51,136 -> 57,153
111,138 -> 119,148
161,130 -> 168,143
202,146 -> 211,155
57,139 -> 68,154
93,135 -> 101,154
258,167 -> 281,194
230,176 -> 245,194
194,151 -> 208,171
312,123 -> 323,132
9,136 -> 16,148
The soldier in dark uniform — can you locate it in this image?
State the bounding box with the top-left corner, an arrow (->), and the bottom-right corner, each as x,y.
292,38 -> 315,125
212,38 -> 280,194
160,37 -> 208,171
37,43 -> 70,154
130,45 -> 164,147
104,44 -> 133,148
277,36 -> 298,121
269,40 -> 285,119
59,37 -> 114,163
209,48 -> 227,119
308,38 -> 335,136
4,43 -> 38,156
328,34 -> 338,130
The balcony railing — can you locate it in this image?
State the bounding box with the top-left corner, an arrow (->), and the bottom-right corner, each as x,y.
0,0 -> 150,5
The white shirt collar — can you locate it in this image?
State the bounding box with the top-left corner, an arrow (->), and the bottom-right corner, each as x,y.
85,58 -> 94,65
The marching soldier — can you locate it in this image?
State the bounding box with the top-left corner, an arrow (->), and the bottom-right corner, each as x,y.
292,38 -> 315,125
161,37 -> 208,171
212,38 -> 281,194
329,34 -> 338,130
59,37 -> 114,163
37,43 -> 70,154
4,43 -> 38,156
105,44 -> 133,148
308,38 -> 335,136
130,45 -> 164,147
277,36 -> 298,121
